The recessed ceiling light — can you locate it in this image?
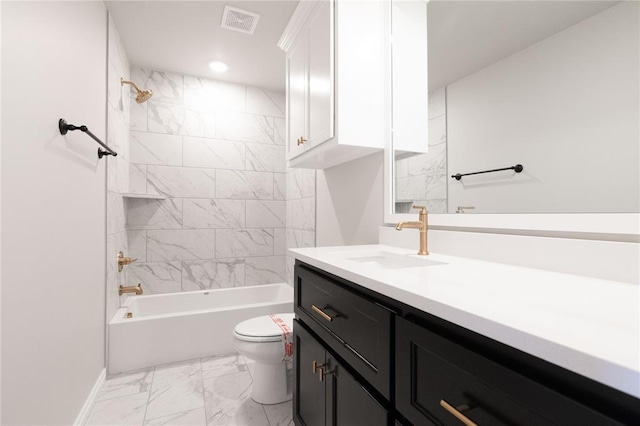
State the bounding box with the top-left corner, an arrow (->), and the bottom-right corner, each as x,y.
209,61 -> 228,73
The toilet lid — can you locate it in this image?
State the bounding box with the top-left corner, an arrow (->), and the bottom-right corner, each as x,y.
234,313 -> 294,341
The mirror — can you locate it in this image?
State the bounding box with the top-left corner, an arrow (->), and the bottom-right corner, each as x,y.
389,0 -> 639,216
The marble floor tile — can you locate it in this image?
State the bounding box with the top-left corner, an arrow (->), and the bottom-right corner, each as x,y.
97,368 -> 154,402
201,353 -> 248,380
144,408 -> 207,426
87,353 -> 294,426
203,370 -> 269,426
145,359 -> 204,422
263,401 -> 294,426
85,392 -> 149,426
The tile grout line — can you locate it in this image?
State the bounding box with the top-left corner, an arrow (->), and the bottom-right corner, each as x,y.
140,366 -> 156,426
200,357 -> 208,425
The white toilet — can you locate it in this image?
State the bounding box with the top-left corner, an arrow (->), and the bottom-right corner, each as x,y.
233,313 -> 295,405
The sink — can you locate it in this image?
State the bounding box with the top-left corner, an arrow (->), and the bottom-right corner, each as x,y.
342,250 -> 446,269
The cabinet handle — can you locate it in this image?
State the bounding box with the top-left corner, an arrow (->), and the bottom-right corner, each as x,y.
311,304 -> 341,322
440,400 -> 478,426
318,366 -> 335,381
297,137 -> 307,146
312,360 -> 325,374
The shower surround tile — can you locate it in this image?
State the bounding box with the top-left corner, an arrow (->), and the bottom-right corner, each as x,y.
181,259 -> 246,291
128,262 -> 183,294
130,164 -> 148,194
246,200 -> 285,228
215,170 -> 273,200
147,165 -> 216,198
215,111 -> 274,144
130,98 -> 148,131
215,229 -> 274,258
273,118 -> 286,146
124,68 -> 307,293
183,199 -> 245,229
245,256 -> 287,285
126,198 -> 183,230
183,137 -> 245,170
246,87 -> 285,118
246,143 -> 286,172
147,230 -> 215,261
148,101 -> 185,135
130,131 -> 182,166
132,68 -> 184,104
184,75 -> 246,112
274,173 -> 286,200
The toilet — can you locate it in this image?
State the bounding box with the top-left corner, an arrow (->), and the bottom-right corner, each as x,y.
233,313 -> 295,404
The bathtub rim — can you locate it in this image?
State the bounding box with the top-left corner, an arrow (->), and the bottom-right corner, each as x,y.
110,282 -> 293,324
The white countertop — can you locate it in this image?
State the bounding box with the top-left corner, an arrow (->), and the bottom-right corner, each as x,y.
289,244 -> 640,399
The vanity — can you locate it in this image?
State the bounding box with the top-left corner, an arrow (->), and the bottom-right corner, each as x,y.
290,246 -> 639,425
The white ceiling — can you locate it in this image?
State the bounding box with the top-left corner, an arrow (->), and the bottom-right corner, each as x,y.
427,0 -> 620,91
106,0 -> 619,93
105,1 -> 298,91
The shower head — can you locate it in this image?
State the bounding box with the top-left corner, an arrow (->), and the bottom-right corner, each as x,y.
120,78 -> 153,104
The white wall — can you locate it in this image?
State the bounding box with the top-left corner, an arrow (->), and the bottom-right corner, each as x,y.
1,2 -> 107,424
316,152 -> 384,246
447,2 -> 639,213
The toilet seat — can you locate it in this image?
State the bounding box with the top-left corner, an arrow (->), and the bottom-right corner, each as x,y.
233,313 -> 294,343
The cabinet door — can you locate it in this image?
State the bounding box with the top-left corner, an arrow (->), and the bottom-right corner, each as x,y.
294,320 -> 325,426
287,33 -> 308,159
307,0 -> 334,149
326,355 -> 388,426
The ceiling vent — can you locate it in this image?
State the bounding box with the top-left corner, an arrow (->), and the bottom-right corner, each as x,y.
221,5 -> 260,35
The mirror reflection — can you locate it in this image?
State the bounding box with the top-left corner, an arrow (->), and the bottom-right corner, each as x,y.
392,0 -> 639,214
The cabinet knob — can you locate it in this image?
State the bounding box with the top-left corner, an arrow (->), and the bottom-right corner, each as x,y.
440,400 -> 478,426
297,137 -> 307,146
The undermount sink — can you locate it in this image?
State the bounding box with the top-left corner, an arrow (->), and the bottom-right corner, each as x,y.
341,250 -> 446,269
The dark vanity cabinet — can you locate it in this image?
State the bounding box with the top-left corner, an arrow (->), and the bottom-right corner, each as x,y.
293,261 -> 640,426
294,320 -> 389,426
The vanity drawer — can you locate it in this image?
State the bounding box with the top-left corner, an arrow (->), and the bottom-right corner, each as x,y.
295,263 -> 392,399
396,316 -> 622,426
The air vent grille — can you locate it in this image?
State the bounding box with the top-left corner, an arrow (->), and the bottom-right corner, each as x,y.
221,5 -> 260,35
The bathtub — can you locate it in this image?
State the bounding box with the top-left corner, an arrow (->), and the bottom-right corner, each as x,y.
108,283 -> 293,374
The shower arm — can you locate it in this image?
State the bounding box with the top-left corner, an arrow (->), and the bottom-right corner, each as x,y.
121,78 -> 142,93
58,118 -> 118,159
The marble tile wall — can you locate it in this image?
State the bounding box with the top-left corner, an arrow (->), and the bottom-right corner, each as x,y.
106,15 -> 131,323
285,169 -> 316,285
395,87 -> 448,214
126,68 -> 299,294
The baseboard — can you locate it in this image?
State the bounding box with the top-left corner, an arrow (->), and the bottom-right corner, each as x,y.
73,368 -> 105,426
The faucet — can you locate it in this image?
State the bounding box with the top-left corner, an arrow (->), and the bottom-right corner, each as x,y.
396,205 -> 429,255
119,284 -> 143,296
117,251 -> 137,272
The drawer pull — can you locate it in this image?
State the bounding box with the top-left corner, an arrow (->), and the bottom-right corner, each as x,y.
311,304 -> 339,322
440,400 -> 478,426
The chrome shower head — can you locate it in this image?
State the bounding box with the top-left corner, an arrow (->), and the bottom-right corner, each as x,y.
120,78 -> 153,104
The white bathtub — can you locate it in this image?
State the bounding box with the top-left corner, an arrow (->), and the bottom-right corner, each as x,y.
108,283 -> 293,374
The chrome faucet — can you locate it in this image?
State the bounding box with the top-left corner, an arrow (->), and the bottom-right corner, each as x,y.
396,205 -> 429,255
119,284 -> 143,296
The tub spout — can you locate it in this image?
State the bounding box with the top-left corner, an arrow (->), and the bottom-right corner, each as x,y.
120,284 -> 143,296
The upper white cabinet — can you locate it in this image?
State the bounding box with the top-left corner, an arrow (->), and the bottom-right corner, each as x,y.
278,0 -> 388,169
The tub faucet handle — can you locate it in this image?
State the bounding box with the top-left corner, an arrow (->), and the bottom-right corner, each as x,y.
117,251 -> 137,272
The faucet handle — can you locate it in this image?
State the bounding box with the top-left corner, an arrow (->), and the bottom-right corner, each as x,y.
412,205 -> 428,214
